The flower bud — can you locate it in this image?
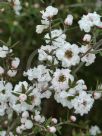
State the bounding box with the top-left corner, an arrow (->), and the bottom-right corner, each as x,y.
48,126 -> 56,133
93,92 -> 101,100
83,34 -> 91,42
64,14 -> 73,26
70,115 -> 76,122
19,94 -> 27,102
11,57 -> 20,68
52,118 -> 58,124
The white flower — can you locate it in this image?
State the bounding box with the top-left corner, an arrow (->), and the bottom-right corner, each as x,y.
38,45 -> 55,62
34,110 -> 45,123
55,42 -> 80,67
36,20 -> 49,34
83,34 -> 91,42
52,69 -> 74,91
54,91 -> 73,109
48,126 -> 56,133
14,81 -> 28,93
0,66 -> 4,75
9,0 -> 22,15
71,91 -> 94,116
0,131 -> 6,136
89,125 -> 101,136
11,57 -> 20,68
40,6 -> 58,19
22,111 -> 29,118
78,12 -> 102,32
7,69 -> 17,77
44,29 -> 66,47
64,14 -> 73,26
78,16 -> 93,32
24,65 -> 51,82
24,119 -> 33,129
80,45 -> 96,66
0,45 -> 12,58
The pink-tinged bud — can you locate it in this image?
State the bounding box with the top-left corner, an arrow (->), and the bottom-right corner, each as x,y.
19,94 -> 27,102
64,14 -> 73,26
70,115 -> 76,122
83,34 -> 91,42
11,57 -> 20,69
52,118 -> 58,124
93,92 -> 101,100
48,126 -> 56,133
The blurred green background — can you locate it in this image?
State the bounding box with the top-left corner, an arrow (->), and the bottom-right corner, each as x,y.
0,0 -> 102,135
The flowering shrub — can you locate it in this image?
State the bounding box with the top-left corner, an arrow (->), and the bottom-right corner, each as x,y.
0,1 -> 102,136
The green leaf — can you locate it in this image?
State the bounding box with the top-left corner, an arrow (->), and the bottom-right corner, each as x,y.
7,37 -> 12,47
40,0 -> 45,3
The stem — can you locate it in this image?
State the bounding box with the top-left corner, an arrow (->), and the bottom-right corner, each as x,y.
6,117 -> 19,136
56,121 -> 88,130
73,62 -> 85,74
81,39 -> 102,58
49,19 -> 52,45
73,39 -> 102,74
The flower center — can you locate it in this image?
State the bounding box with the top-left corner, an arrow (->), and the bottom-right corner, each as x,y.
58,75 -> 66,82
65,50 -> 73,59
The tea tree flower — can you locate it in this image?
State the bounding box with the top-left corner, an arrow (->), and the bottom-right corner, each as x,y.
89,125 -> 101,136
41,6 -> 58,19
24,119 -> 33,129
24,65 -> 51,82
38,45 -> 55,62
52,69 -> 74,91
71,91 -> 94,116
36,20 -> 49,34
78,12 -> 102,32
0,45 -> 12,58
45,29 -> 66,47
80,45 -> 96,66
8,0 -> 22,15
34,110 -> 45,123
55,42 -> 80,67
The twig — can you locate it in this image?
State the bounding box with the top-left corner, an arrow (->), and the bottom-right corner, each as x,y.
56,121 -> 88,130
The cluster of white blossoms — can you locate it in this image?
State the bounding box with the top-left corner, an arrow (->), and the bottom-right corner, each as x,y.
36,6 -> 58,34
0,45 -> 20,77
0,5 -> 102,136
78,12 -> 102,32
35,7 -> 102,118
8,0 -> 22,15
